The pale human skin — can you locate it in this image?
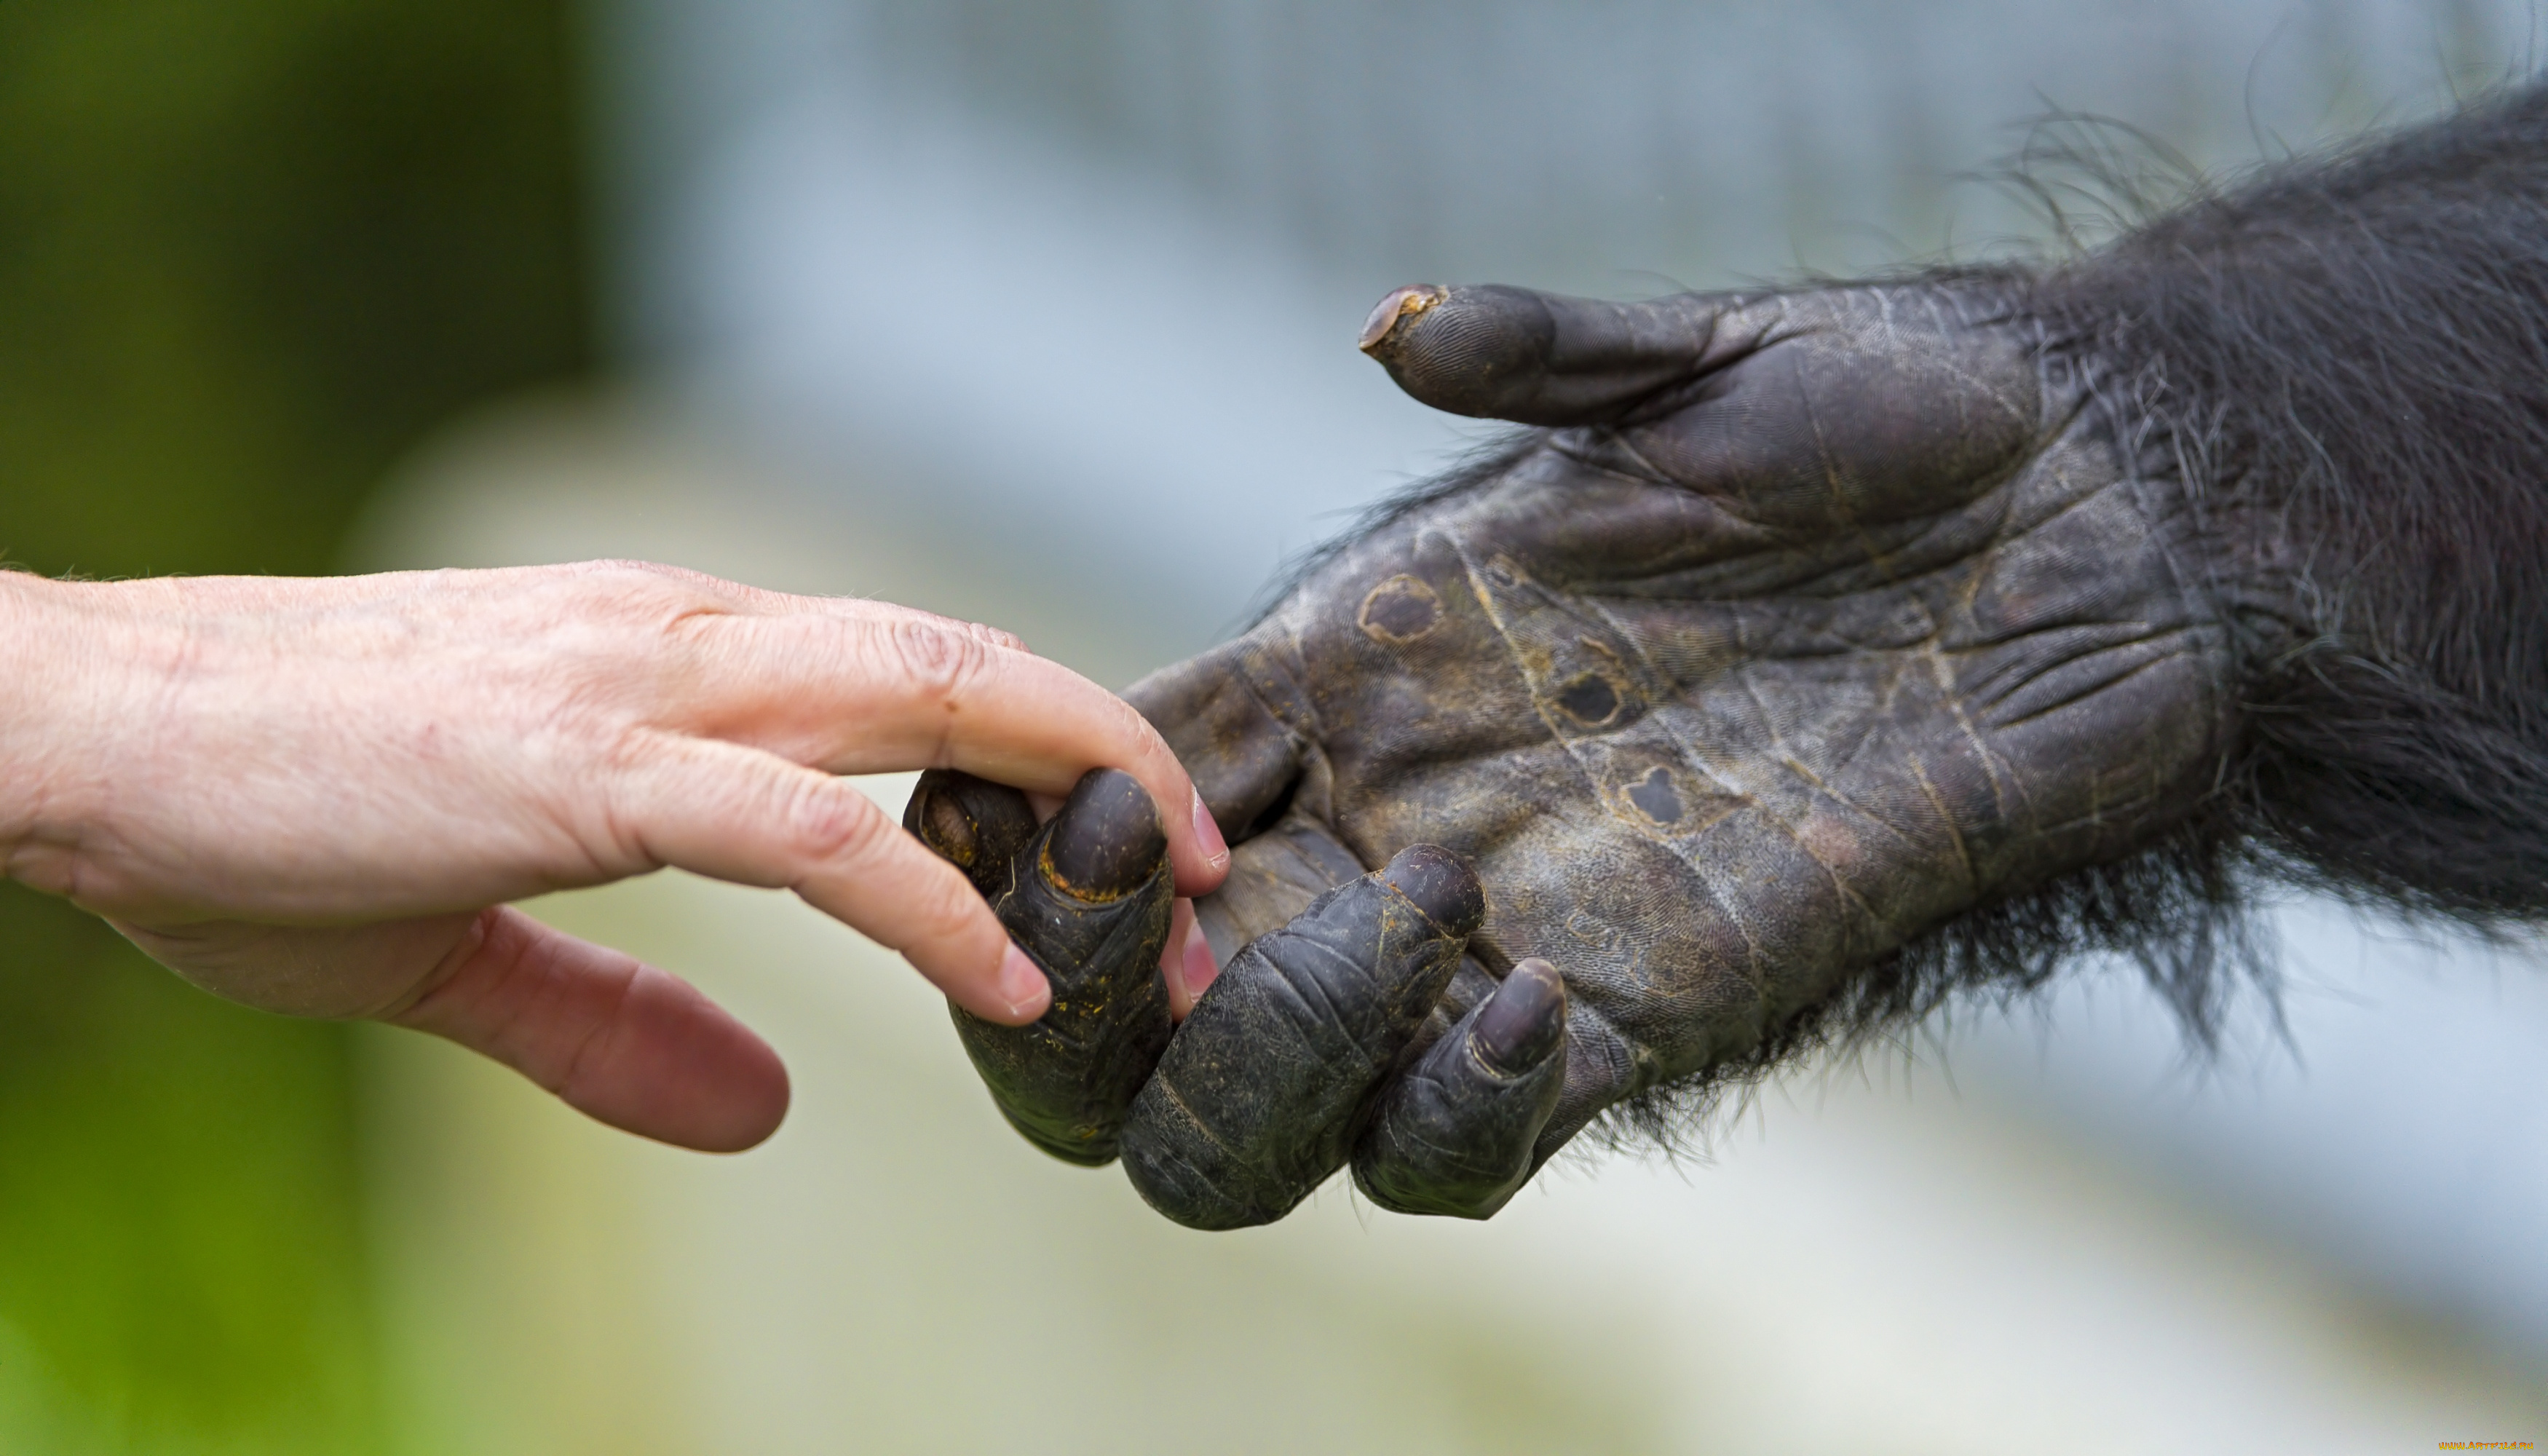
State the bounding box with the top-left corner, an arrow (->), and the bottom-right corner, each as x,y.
0,561 -> 1228,1152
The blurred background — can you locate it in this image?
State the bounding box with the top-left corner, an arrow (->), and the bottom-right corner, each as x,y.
4,1 -> 2544,1451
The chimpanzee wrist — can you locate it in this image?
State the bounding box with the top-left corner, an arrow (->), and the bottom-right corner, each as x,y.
2031,84 -> 2548,917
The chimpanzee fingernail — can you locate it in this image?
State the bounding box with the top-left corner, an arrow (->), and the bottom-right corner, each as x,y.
912,782 -> 978,866
997,943 -> 1051,1021
1359,285 -> 1447,350
1377,844 -> 1486,935
1472,957 -> 1566,1074
1042,769 -> 1166,900
1191,788 -> 1230,871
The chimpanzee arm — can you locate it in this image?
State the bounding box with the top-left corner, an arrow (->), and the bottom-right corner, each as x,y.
2041,84 -> 2548,922
916,84 -> 2548,1227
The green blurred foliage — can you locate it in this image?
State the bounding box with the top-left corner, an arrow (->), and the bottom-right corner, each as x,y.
0,0 -> 590,1449
0,0 -> 589,578
0,907 -> 377,1454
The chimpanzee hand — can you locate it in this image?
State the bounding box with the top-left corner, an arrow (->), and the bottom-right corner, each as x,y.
919,277 -> 2237,1226
909,767 -> 1499,1223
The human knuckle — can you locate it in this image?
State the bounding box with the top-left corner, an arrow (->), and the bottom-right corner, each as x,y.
579,557 -> 711,588
883,617 -> 992,702
891,603 -> 978,636
559,557 -> 688,600
1103,691 -> 1171,765
780,777 -> 885,865
590,719 -> 662,778
885,605 -> 1027,661
570,735 -> 666,876
555,559 -> 730,633
968,620 -> 1029,654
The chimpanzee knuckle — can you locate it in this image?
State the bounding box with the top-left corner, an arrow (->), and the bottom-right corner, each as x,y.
1119,1098 -> 1259,1229
1126,641 -> 1311,839
904,768 -> 1037,895
1117,875 -> 1468,1227
1260,936 -> 1376,1046
1124,638 -> 1247,737
1351,1016 -> 1563,1220
1356,1134 -> 1508,1220
1540,1005 -> 1646,1129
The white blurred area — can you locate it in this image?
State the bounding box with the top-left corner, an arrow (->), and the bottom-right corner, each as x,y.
346,4 -> 2548,1449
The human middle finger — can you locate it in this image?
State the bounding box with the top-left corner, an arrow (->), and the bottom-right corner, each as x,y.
604,732 -> 1052,1024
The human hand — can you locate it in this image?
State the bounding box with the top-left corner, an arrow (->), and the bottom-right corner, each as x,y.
923,277 -> 2234,1223
0,561 -> 1225,1151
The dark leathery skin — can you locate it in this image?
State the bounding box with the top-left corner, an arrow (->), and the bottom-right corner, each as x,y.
906,767 -> 1175,1166
1118,845 -> 1485,1230
1111,277 -> 2234,1217
906,769 -> 1038,903
1352,957 -> 1567,1219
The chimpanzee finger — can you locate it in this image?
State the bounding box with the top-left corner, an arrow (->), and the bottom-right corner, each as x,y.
1357,282 -> 1768,427
1118,845 -> 1484,1230
905,768 -> 1040,901
907,768 -> 1176,1166
1351,957 -> 1567,1219
1190,812 -> 1369,966
1123,637 -> 1310,852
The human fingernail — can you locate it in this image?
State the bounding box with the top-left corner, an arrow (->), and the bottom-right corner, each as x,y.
997,943 -> 1051,1022
1191,788 -> 1230,871
1472,958 -> 1566,1074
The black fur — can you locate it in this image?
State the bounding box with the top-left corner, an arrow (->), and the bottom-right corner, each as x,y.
2045,82 -> 2548,925
1291,86 -> 2548,1151
1623,82 -> 2548,1147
